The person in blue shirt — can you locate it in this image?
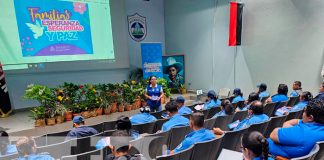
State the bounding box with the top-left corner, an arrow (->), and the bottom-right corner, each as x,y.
0,131 -> 17,156
213,100 -> 234,118
175,96 -> 192,115
237,92 -> 259,112
213,101 -> 269,135
241,131 -> 274,160
275,91 -> 313,116
266,84 -> 289,103
257,83 -> 270,101
65,116 -> 98,141
130,106 -> 157,125
203,90 -> 221,110
16,136 -> 54,160
145,76 -> 164,112
96,116 -> 140,149
232,88 -> 245,103
170,112 -> 215,154
290,81 -> 302,97
161,101 -> 189,132
268,99 -> 324,159
314,82 -> 324,101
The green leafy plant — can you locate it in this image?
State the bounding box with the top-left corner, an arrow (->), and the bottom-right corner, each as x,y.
29,106 -> 46,120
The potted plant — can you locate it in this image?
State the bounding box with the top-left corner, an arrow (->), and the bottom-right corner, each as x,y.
29,106 -> 46,127
180,84 -> 187,94
59,82 -> 79,121
122,83 -> 134,111
157,78 -> 171,104
54,103 -> 67,124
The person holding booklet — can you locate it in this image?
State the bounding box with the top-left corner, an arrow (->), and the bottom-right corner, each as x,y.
275,91 -> 313,116
213,101 -> 269,135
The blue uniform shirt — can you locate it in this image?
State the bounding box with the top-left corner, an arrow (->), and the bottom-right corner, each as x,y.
65,126 -> 98,140
162,114 -> 189,132
271,94 -> 289,103
234,114 -> 269,131
259,91 -> 270,100
130,113 -> 157,125
17,153 -> 54,160
237,104 -> 249,112
146,84 -> 163,111
0,144 -> 17,156
290,101 -> 308,112
178,106 -> 193,115
290,91 -> 299,97
253,157 -> 274,160
213,110 -> 227,118
203,99 -> 221,110
268,120 -> 324,158
232,96 -> 245,103
174,128 -> 215,153
314,92 -> 324,101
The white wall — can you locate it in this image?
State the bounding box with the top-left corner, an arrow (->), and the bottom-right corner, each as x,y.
165,0 -> 324,97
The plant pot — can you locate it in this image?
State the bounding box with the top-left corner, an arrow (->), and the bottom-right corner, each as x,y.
73,113 -> 81,118
181,88 -> 187,94
35,119 -> 46,127
118,105 -> 125,112
90,110 -> 97,117
65,111 -> 73,121
104,106 -> 111,115
135,99 -> 141,109
161,96 -> 166,104
126,104 -> 132,111
111,102 -> 117,113
96,108 -> 103,116
56,115 -> 65,124
141,100 -> 147,107
165,96 -> 170,103
131,103 -> 137,110
46,118 -> 56,126
81,111 -> 91,118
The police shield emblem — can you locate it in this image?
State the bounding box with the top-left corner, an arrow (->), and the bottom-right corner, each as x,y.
128,13 -> 147,42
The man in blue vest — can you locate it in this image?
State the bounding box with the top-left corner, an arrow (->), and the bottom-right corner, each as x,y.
161,101 -> 189,132
314,82 -> 324,101
176,96 -> 192,115
65,116 -> 98,140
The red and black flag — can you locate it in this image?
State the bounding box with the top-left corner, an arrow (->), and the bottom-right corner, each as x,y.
228,2 -> 244,46
0,63 -> 12,118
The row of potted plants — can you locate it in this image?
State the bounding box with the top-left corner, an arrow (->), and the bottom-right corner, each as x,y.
24,78 -> 172,127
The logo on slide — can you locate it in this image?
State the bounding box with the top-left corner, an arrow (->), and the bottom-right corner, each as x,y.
128,13 -> 147,42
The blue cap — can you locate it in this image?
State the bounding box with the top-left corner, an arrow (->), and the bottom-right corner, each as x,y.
207,90 -> 217,98
176,96 -> 185,103
73,116 -> 84,124
233,88 -> 241,95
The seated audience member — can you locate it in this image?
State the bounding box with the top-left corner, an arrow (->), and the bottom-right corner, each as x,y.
257,83 -> 270,101
161,101 -> 189,132
213,101 -> 269,135
213,101 -> 234,118
237,92 -> 259,112
176,96 -> 192,115
170,112 -> 215,154
96,116 -> 140,149
0,131 -> 17,156
16,137 -> 54,160
203,90 -> 221,110
275,91 -> 313,116
266,84 -> 289,103
314,82 -> 324,101
290,81 -> 303,97
241,131 -> 274,160
65,116 -> 98,140
130,106 -> 157,125
268,100 -> 324,159
105,130 -> 146,160
232,88 -> 245,103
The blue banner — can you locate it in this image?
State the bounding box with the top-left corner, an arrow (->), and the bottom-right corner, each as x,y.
14,0 -> 93,57
141,43 -> 163,79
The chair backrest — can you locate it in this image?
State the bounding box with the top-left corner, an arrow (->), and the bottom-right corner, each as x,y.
103,129 -> 116,137
128,138 -> 142,155
221,127 -> 249,152
202,109 -> 210,119
286,109 -> 304,121
156,145 -> 194,160
213,114 -> 235,131
132,121 -> 156,134
314,141 -> 324,160
168,126 -> 191,150
191,135 -> 224,160
207,107 -> 221,119
0,152 -> 18,160
273,101 -> 288,116
263,102 -> 276,117
47,130 -> 70,145
142,130 -> 170,159
36,139 -> 71,159
260,96 -> 270,104
264,115 -> 287,138
204,117 -> 217,130
70,132 -> 103,155
291,144 -> 320,160
151,110 -> 164,119
33,134 -> 47,147
88,123 -> 103,133
287,96 -> 299,107
61,148 -> 103,160
218,88 -> 231,99
103,120 -> 117,131
154,118 -> 169,133
247,119 -> 270,135
232,110 -> 248,122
